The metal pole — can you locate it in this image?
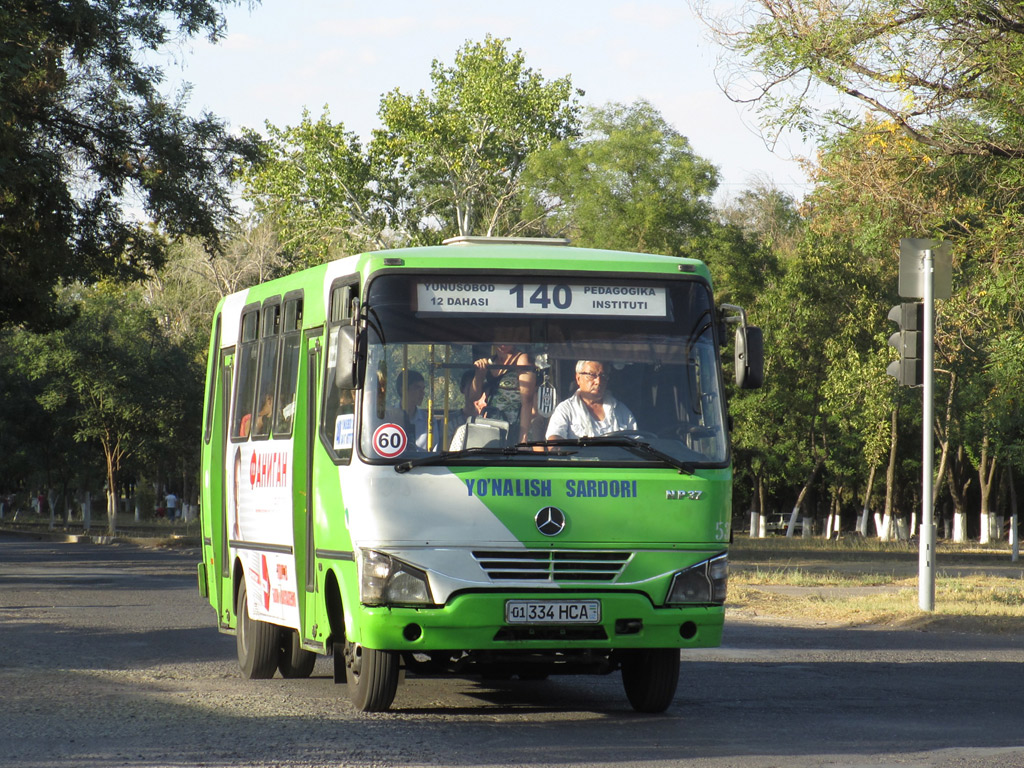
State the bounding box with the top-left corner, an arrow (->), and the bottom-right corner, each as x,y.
920,250 -> 936,611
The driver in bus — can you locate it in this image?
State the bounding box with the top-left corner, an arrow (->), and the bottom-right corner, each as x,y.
546,360 -> 637,440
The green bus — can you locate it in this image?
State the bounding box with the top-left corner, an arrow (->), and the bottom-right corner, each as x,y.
197,236 -> 763,712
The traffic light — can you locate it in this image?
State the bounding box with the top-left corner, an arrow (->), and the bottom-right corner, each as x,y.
886,302 -> 924,387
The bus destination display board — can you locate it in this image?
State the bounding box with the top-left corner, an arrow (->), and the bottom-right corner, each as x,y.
416,281 -> 668,318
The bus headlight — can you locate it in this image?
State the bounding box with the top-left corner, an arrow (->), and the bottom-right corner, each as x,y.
360,550 -> 434,606
665,554 -> 728,605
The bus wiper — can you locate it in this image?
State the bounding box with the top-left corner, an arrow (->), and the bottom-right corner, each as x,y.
543,435 -> 695,475
395,445 -> 577,473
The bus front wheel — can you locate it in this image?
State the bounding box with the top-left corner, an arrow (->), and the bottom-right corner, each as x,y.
620,649 -> 680,713
345,642 -> 399,712
236,581 -> 278,679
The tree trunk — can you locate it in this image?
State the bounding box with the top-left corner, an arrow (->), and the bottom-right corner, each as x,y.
977,433 -> 997,545
824,489 -> 844,538
880,406 -> 899,541
748,475 -> 767,538
1010,468 -> 1019,563
786,456 -> 825,538
104,441 -> 119,536
858,465 -> 877,536
947,447 -> 970,543
931,371 -> 956,510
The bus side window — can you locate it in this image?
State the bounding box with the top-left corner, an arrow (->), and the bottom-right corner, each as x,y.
321,281 -> 357,462
231,307 -> 260,439
203,314 -> 221,445
251,300 -> 281,439
274,294 -> 303,437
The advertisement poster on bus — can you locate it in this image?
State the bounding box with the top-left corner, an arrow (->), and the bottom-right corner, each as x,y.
228,440 -> 299,627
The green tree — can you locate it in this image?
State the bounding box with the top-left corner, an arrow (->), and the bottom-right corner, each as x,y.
0,0 -> 259,330
22,284 -> 193,534
524,100 -> 718,255
240,109 -> 409,266
375,35 -> 581,239
700,0 -> 1024,159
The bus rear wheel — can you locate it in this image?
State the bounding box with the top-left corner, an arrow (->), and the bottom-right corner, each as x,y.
278,628 -> 317,678
620,649 -> 680,713
236,581 -> 278,679
345,641 -> 399,712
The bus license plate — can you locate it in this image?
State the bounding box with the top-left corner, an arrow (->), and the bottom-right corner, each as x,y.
505,600 -> 601,624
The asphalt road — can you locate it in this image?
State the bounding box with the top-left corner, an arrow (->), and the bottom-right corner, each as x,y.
1,533 -> 1023,768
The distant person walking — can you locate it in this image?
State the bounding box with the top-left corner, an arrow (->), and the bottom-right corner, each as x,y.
165,491 -> 178,521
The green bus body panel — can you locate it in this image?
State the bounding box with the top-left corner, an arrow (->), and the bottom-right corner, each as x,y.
448,465 -> 731,547
200,242 -> 731,659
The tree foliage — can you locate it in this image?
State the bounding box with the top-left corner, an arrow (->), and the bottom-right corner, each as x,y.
375,35 -> 581,239
524,100 -> 718,255
700,0 -> 1024,159
239,109 -> 407,266
17,284 -> 196,533
0,0 -> 259,330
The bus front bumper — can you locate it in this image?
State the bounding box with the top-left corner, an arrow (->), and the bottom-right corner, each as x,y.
351,590 -> 724,652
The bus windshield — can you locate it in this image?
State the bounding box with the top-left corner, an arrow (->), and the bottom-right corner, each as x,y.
357,273 -> 728,467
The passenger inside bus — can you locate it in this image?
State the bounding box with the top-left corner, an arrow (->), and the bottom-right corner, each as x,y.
448,368 -> 498,433
447,368 -> 507,450
546,360 -> 637,440
467,344 -> 536,444
390,370 -> 430,450
252,393 -> 274,436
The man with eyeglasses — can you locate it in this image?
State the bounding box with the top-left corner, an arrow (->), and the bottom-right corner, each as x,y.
546,360 -> 636,440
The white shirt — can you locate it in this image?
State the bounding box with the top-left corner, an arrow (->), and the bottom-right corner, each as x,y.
545,389 -> 637,439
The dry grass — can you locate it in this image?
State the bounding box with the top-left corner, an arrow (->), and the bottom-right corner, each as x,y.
728,536 -> 1024,633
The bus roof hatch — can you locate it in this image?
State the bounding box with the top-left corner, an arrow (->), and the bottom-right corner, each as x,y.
442,236 -> 570,247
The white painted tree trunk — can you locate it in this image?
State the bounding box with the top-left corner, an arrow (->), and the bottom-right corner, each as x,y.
879,512 -> 894,541
952,510 -> 966,542
979,511 -> 996,545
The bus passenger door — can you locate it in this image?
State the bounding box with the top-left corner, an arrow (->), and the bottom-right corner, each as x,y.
300,338 -> 321,648
217,351 -> 234,629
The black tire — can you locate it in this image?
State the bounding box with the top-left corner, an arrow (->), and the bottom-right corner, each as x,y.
345,642 -> 400,712
236,581 -> 278,679
278,628 -> 317,679
621,649 -> 680,713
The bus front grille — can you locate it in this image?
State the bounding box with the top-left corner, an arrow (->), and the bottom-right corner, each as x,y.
472,550 -> 631,582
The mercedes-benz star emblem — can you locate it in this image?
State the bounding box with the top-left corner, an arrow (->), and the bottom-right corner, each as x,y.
535,506 -> 566,536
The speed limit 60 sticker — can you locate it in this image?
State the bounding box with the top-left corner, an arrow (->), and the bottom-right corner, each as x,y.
372,423 -> 408,458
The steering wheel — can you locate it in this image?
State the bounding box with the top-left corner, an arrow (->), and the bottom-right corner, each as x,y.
603,430 -> 661,441
658,422 -> 717,441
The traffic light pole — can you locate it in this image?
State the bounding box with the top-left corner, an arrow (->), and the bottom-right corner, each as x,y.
920,249 -> 935,612
892,238 -> 949,611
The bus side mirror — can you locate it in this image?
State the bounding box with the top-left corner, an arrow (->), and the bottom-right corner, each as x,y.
335,324 -> 359,390
735,325 -> 764,389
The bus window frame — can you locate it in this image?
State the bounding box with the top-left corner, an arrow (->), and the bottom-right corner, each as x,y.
229,302 -> 262,442
272,289 -> 304,440
352,268 -> 730,469
250,296 -> 283,441
319,277 -> 359,464
203,313 -> 222,446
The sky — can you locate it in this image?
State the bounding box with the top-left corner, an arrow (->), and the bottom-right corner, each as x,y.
161,0 -> 813,201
